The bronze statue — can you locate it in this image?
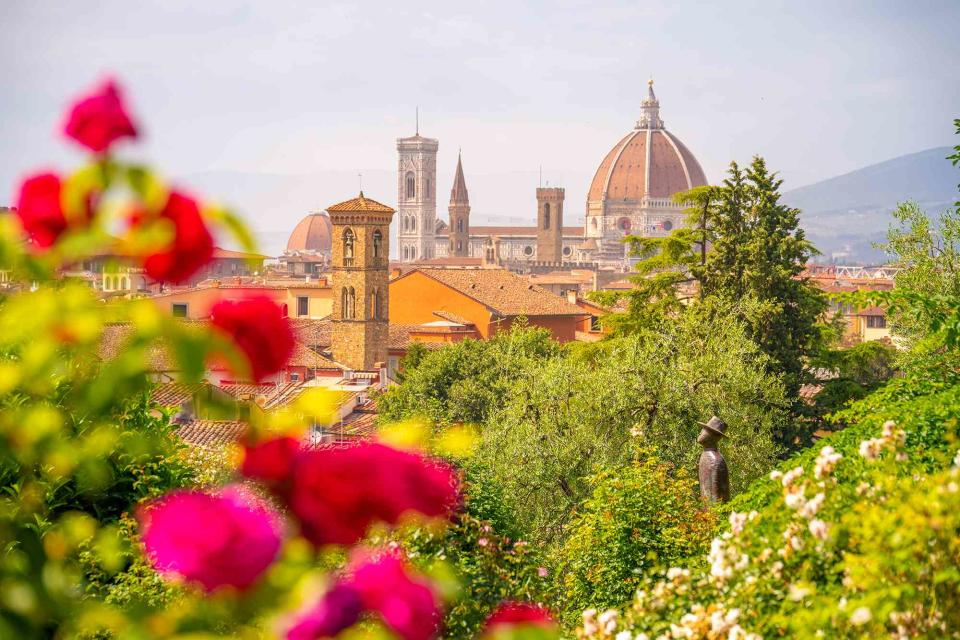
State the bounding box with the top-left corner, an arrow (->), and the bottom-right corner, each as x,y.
697,416 -> 730,503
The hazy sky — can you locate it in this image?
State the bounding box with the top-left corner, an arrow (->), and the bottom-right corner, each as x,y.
3,0 -> 958,235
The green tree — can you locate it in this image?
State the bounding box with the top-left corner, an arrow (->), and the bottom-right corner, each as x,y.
592,186 -> 722,333
701,158 -> 826,418
476,300 -> 784,547
377,323 -> 561,428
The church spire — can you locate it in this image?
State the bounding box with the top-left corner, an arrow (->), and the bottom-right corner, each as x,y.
636,77 -> 664,130
449,150 -> 469,205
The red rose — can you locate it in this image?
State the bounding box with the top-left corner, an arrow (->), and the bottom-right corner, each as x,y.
210,296 -> 294,383
242,440 -> 458,547
63,78 -> 138,153
242,436 -> 300,486
15,172 -> 94,248
138,190 -> 214,284
484,601 -> 556,631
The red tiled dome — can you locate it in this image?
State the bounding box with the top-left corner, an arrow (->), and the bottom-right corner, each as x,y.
287,212 -> 332,253
588,82 -> 707,205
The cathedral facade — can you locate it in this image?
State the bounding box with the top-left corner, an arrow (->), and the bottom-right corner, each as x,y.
396,80 -> 707,271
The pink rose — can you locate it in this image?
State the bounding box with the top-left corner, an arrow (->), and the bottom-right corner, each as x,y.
286,582 -> 364,640
63,78 -> 138,153
139,487 -> 282,592
350,552 -> 441,640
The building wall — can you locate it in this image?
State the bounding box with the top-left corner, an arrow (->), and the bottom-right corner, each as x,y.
151,285 -> 331,319
491,315 -> 581,343
389,272 -> 494,337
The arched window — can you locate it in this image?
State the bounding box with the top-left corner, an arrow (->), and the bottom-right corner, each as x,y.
342,287 -> 356,319
411,217 -> 416,231
405,172 -> 416,199
457,219 -> 463,233
371,287 -> 381,320
372,229 -> 383,258
456,241 -> 462,252
343,228 -> 355,263
403,246 -> 409,260
543,203 -> 551,230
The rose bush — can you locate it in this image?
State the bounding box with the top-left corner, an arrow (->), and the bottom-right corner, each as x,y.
1,79 -> 552,640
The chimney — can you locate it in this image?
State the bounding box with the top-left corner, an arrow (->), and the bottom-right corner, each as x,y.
566,289 -> 578,305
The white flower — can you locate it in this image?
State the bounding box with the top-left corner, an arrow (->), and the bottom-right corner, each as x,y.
850,606 -> 872,626
799,492 -> 825,519
782,466 -> 804,487
859,438 -> 882,460
729,511 -> 748,534
809,519 -> 829,540
953,449 -> 960,468
814,446 -> 842,479
769,469 -> 783,482
615,632 -> 632,640
784,489 -> 806,510
599,609 -> 619,634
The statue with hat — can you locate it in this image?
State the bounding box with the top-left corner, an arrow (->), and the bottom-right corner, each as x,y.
697,416 -> 730,503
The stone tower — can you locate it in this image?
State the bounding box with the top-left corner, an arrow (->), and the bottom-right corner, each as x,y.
328,192 -> 394,371
536,187 -> 565,263
397,131 -> 438,262
448,152 -> 471,258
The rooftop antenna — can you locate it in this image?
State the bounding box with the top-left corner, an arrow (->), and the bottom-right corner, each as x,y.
358,172 -> 363,193
539,164 -> 542,187
416,106 -> 419,135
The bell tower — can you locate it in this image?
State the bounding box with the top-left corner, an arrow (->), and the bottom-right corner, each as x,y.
397,128 -> 438,262
448,151 -> 471,258
536,187 -> 565,263
328,192 -> 394,371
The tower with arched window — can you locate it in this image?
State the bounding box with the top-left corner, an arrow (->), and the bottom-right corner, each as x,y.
536,186 -> 565,263
328,192 -> 394,371
397,131 -> 438,262
447,151 -> 471,258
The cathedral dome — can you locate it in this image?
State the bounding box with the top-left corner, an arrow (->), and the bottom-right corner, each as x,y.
587,81 -> 707,205
286,211 -> 333,253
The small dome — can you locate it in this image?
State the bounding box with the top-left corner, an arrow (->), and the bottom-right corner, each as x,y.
588,81 -> 707,205
286,212 -> 332,253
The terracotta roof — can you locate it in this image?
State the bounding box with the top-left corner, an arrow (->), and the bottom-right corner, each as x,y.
287,212 -> 332,253
291,317 -> 332,349
289,341 -> 337,368
150,383 -> 208,407
587,127 -> 707,204
389,324 -> 426,350
404,268 -> 590,317
98,324 -> 177,371
327,192 -> 395,213
433,310 -> 475,325
859,306 -> 886,317
219,382 -> 286,399
174,420 -> 247,448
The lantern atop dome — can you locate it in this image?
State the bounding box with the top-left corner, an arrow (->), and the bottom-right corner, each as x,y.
636,78 -> 664,130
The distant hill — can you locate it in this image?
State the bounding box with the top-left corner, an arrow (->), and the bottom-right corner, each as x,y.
783,146 -> 956,263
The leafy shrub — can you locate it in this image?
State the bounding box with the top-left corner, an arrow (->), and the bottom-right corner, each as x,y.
554,455 -> 715,627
